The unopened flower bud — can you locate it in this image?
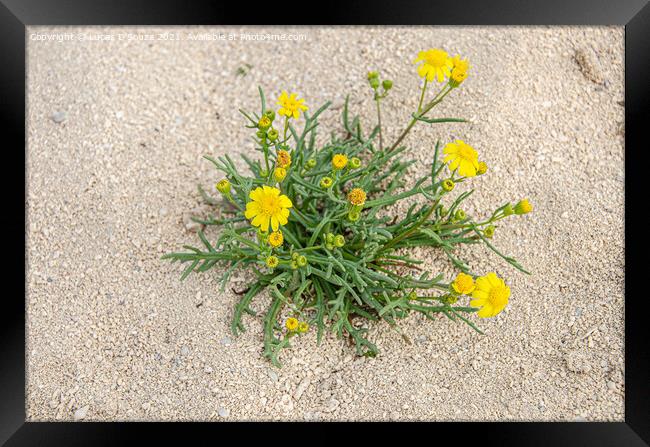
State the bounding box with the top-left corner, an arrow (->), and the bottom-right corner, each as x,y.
477,161 -> 488,175
442,178 -> 455,192
216,179 -> 231,195
348,210 -> 361,222
264,110 -> 275,121
503,203 -> 514,216
256,129 -> 266,139
382,79 -> 393,90
369,78 -> 379,89
334,235 -> 345,248
350,157 -> 361,169
408,291 -> 418,300
258,115 -> 272,130
290,260 -> 299,270
514,199 -> 533,215
274,167 -> 287,182
320,176 -> 334,189
267,128 -> 278,141
446,294 -> 458,304
297,255 -> 308,267
367,71 -> 379,80
265,256 -> 279,269
484,225 -> 495,239
325,243 -> 334,251
454,209 -> 466,221
305,158 -> 317,170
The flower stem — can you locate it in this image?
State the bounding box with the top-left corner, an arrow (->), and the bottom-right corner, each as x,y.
387,83 -> 452,154
375,95 -> 384,150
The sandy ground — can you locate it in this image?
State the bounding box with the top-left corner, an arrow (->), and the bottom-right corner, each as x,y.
26,26 -> 625,421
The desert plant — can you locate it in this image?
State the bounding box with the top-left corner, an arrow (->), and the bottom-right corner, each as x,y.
163,49 -> 533,366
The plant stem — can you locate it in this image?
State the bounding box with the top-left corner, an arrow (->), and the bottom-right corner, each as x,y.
379,198 -> 439,254
387,83 -> 452,154
375,96 -> 383,150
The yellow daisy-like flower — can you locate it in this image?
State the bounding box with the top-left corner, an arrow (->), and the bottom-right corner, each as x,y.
470,272 -> 510,318
298,322 -> 309,333
443,140 -> 480,177
277,91 -> 308,120
451,272 -> 475,295
268,230 -> 284,248
449,54 -> 470,86
413,49 -> 453,83
244,186 -> 292,232
332,154 -> 348,170
276,150 -> 291,168
347,188 -> 367,206
285,317 -> 299,331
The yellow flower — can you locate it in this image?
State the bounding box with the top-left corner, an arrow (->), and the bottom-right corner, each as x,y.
451,54 -> 470,73
285,317 -> 299,331
276,150 -> 291,168
268,230 -> 284,248
413,49 -> 453,83
332,154 -> 348,170
265,256 -> 279,268
273,167 -> 287,182
244,186 -> 292,232
477,161 -> 488,175
514,199 -> 533,215
470,272 -> 510,318
451,272 -> 475,295
277,91 -> 308,120
449,54 -> 470,86
443,140 -> 479,177
347,188 -> 366,206
298,322 -> 309,333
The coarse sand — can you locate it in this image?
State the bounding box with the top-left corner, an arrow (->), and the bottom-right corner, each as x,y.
26,26 -> 624,421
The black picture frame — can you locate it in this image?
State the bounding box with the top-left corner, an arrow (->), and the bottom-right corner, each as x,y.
2,0 -> 648,444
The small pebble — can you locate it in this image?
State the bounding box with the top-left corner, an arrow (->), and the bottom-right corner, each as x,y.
51,111 -> 66,123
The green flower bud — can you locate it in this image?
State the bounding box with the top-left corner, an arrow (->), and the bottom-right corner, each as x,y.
408,291 -> 418,300
297,255 -> 308,267
484,225 -> 495,239
454,209 -> 466,221
264,110 -> 276,121
216,179 -> 231,195
349,157 -> 361,169
334,235 -> 345,248
305,158 -> 317,170
265,256 -> 279,269
320,176 -> 334,189
348,210 -> 361,222
256,129 -> 266,139
367,71 -> 379,80
439,205 -> 448,217
260,169 -> 268,177
382,79 -> 393,90
325,243 -> 334,251
503,203 -> 514,216
258,115 -> 272,130
369,78 -> 380,89
290,260 -> 299,270
442,178 -> 455,192
326,233 -> 335,244
267,128 -> 278,141
292,252 -> 300,261
446,294 -> 458,305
